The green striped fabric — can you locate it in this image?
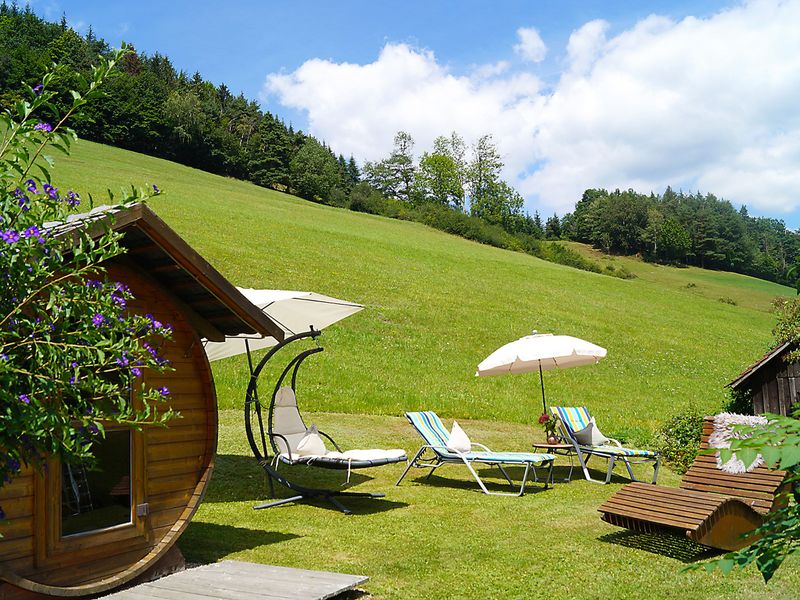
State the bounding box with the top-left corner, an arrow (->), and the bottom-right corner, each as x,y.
551,406 -> 592,434
551,406 -> 657,457
406,411 -> 553,464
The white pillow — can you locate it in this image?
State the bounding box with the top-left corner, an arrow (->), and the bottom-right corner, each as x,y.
446,420 -> 471,453
295,424 -> 328,457
573,418 -> 610,446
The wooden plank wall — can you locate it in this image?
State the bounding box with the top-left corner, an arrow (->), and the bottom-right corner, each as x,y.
751,361 -> 799,416
0,261 -> 216,596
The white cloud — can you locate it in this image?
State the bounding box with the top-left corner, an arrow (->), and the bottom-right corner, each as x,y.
514,27 -> 547,63
566,20 -> 609,75
266,44 -> 542,169
471,60 -> 511,79
265,0 -> 800,219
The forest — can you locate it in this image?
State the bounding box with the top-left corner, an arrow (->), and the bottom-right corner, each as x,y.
2,2 -> 798,287
560,187 -> 800,286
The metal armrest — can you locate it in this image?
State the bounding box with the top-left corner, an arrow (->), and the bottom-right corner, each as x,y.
318,429 -> 343,452
268,432 -> 294,461
606,437 -> 623,448
471,442 -> 492,452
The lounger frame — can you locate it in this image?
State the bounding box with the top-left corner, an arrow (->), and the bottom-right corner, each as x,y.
396,412 -> 555,496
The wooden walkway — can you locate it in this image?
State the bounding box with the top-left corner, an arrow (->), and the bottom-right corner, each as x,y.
102,561 -> 368,600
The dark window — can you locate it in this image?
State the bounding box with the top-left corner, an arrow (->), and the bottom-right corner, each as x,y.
61,430 -> 132,537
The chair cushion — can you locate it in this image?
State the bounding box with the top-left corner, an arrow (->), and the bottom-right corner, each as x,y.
446,421 -> 471,453
272,387 -> 307,454
327,449 -> 407,461
573,417 -> 610,446
296,424 -> 328,457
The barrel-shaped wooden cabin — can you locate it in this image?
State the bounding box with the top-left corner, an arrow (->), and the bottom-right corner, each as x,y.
0,204 -> 283,598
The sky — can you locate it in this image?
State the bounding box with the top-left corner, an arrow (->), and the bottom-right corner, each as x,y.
30,0 -> 800,225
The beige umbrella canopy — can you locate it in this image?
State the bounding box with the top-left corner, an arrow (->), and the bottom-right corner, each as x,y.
203,288 -> 363,362
476,332 -> 607,412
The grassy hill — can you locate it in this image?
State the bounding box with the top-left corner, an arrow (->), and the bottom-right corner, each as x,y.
56,140 -> 793,435
52,140 -> 800,598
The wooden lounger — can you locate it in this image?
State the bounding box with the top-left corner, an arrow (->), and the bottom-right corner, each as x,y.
598,416 -> 788,551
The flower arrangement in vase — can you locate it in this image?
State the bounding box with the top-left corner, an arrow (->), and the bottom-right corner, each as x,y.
538,413 -> 560,444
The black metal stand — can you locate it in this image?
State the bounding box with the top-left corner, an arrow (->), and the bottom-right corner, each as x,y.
244,329 -> 386,515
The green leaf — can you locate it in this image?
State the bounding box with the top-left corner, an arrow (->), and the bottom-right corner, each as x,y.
779,444 -> 800,470
718,558 -> 735,575
36,163 -> 51,183
761,445 -> 781,468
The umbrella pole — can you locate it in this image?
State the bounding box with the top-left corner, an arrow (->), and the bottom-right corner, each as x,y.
538,361 -> 546,414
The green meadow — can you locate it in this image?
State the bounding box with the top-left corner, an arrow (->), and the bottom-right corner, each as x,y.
55,140 -> 798,598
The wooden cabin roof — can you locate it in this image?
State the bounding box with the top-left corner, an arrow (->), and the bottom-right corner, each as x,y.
728,341 -> 792,390
50,203 -> 284,343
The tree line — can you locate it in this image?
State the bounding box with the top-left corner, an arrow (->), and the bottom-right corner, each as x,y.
4,4 -> 793,286
557,187 -> 800,286
0,3 -> 359,201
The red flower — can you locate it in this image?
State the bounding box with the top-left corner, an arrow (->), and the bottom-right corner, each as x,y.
538,413 -> 550,424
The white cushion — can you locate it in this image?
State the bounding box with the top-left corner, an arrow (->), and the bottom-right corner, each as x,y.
573,417 -> 610,446
295,424 -> 328,457
327,449 -> 407,461
446,421 -> 471,453
272,387 -> 307,454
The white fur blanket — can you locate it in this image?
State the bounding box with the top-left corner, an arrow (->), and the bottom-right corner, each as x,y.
708,413 -> 767,473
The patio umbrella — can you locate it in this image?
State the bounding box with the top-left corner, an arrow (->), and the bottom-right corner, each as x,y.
476,332 -> 607,413
203,288 -> 363,363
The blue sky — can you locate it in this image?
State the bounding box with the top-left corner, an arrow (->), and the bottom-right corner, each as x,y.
31,1 -> 800,225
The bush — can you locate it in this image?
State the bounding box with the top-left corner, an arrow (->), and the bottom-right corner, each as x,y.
723,388 -> 753,414
656,407 -> 704,474
718,296 -> 737,306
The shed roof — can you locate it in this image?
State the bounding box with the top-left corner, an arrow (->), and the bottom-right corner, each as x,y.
50,203 -> 284,343
728,341 -> 792,390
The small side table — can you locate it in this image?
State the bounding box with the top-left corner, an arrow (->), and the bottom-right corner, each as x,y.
532,443 -> 575,483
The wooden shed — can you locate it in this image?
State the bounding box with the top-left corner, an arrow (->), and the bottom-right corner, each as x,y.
0,204 -> 283,598
728,341 -> 799,416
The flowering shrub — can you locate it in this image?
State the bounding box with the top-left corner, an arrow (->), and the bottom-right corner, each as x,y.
0,48 -> 174,508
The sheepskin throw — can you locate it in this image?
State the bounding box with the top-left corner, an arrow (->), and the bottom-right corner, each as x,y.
708,412 -> 767,474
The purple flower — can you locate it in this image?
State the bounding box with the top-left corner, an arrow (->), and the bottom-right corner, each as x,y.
21,226 -> 36,237
34,123 -> 52,133
1,230 -> 20,244
131,367 -> 142,377
91,314 -> 105,327
33,84 -> 43,95
0,353 -> 8,361
116,354 -> 130,367
19,394 -> 30,404
25,179 -> 38,194
152,184 -> 160,194
65,191 -> 80,207
86,280 -> 102,288
111,294 -> 127,309
0,505 -> 5,520
158,386 -> 170,397
43,183 -> 58,199
6,458 -> 20,473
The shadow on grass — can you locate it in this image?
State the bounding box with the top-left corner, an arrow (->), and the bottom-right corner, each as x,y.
178,522 -> 301,563
260,495 -> 409,516
402,464 -> 552,495
209,454 -> 408,514
207,454 -> 377,503
598,530 -> 722,563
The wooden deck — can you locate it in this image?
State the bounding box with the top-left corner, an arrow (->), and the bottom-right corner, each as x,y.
101,561 -> 368,600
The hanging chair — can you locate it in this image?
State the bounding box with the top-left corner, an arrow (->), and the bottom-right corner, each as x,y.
244,329 -> 407,514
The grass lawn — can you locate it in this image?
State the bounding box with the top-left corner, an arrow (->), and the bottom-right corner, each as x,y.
52,140 -> 800,597
57,140 -> 793,438
178,410 -> 799,599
